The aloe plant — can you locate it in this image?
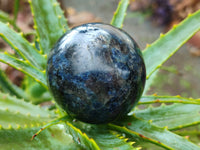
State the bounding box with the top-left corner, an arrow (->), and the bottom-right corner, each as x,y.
0,0 -> 200,149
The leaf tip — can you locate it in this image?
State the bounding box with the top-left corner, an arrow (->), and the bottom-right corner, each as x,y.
160,33 -> 164,38
6,22 -> 10,26
33,25 -> 37,30
145,43 -> 151,48
19,32 -> 23,36
187,13 -> 192,17
153,93 -> 157,96
43,54 -> 48,59
164,126 -> 168,130
184,135 -> 190,140
42,70 -> 46,74
130,141 -> 135,146
148,120 -> 153,123
31,133 -> 37,141
31,43 -> 35,47
173,24 -> 178,29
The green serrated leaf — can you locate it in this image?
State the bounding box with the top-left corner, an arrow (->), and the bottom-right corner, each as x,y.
0,21 -> 46,69
66,121 -> 100,150
29,0 -> 68,54
77,124 -> 138,150
111,117 -> 200,150
139,95 -> 200,105
0,109 -> 47,129
0,52 -> 47,87
0,126 -> 80,150
39,116 -> 139,150
133,103 -> 200,130
0,91 -> 56,128
0,68 -> 29,100
110,0 -> 130,28
143,10 -> 200,83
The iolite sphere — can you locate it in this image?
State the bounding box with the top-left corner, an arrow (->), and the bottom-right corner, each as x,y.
47,23 -> 146,124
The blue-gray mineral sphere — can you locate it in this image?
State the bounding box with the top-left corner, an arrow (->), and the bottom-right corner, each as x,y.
47,23 -> 146,124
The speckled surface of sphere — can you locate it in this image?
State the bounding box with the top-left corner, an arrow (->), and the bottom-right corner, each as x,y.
47,23 -> 146,124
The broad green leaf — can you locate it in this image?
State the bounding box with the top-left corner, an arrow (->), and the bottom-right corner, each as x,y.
0,68 -> 29,100
0,92 -> 56,128
29,0 -> 68,54
0,22 -> 46,69
66,121 -> 100,150
0,109 -> 48,129
37,116 -> 139,150
0,126 -> 80,150
78,124 -> 138,150
0,52 -> 47,87
86,127 -> 139,150
174,126 -> 200,146
92,130 -> 138,150
143,10 -> 200,80
110,0 -> 130,28
139,95 -> 200,105
111,117 -> 200,150
132,103 -> 200,130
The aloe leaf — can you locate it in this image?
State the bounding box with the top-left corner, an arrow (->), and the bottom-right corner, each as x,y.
111,117 -> 200,150
139,95 -> 200,105
29,0 -> 68,54
0,92 -> 56,128
0,52 -> 47,87
133,103 -> 200,130
143,10 -> 200,80
81,125 -> 138,150
0,126 -> 80,150
110,0 -> 130,28
0,68 -> 29,100
71,121 -> 139,150
93,131 -> 137,150
0,22 -> 46,69
66,121 -> 100,150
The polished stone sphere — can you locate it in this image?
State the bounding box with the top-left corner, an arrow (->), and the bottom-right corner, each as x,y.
47,23 -> 146,124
